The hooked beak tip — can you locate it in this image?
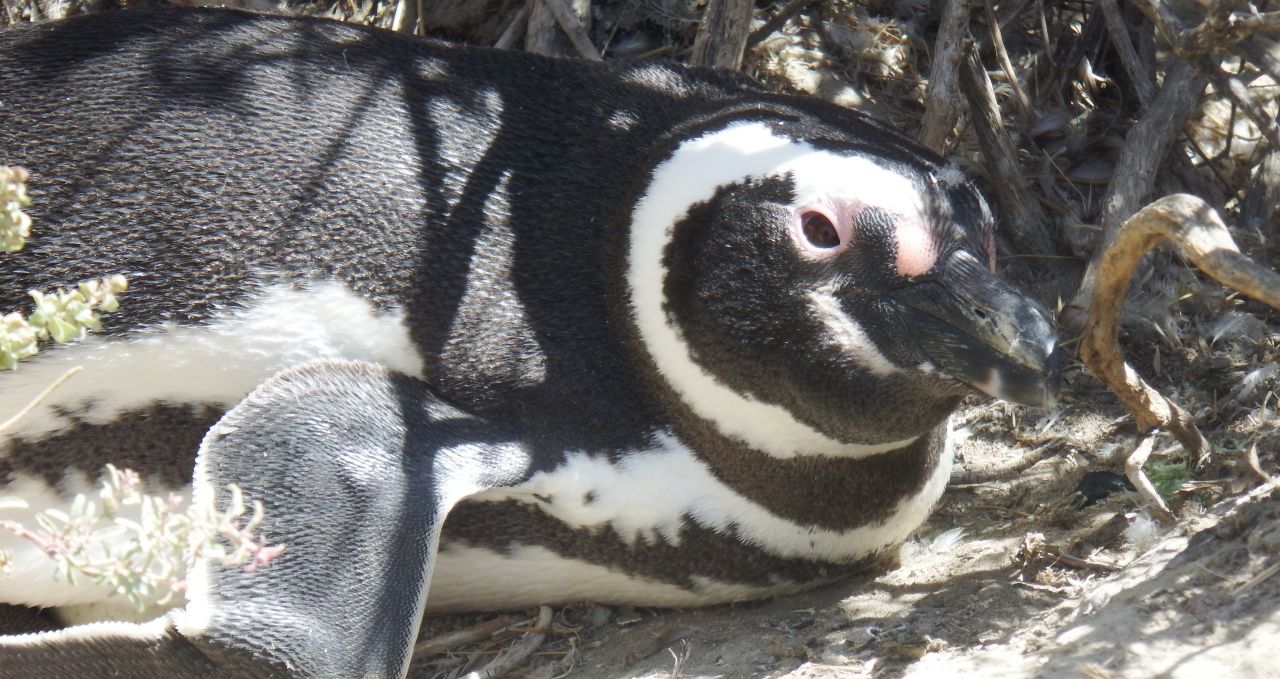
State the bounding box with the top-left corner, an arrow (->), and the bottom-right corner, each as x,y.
976,343 -> 1061,408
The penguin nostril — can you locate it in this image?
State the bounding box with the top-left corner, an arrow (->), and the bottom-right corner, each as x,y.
802,211 -> 840,248
973,307 -> 988,320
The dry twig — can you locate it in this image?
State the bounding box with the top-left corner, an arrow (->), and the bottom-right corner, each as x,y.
1138,0 -> 1280,147
1099,0 -> 1156,106
1143,0 -> 1280,63
959,46 -> 1056,255
918,0 -> 972,153
494,4 -> 530,50
1079,194 -> 1280,514
1067,63 -> 1208,326
950,440 -> 1063,485
1239,138 -> 1280,237
0,366 -> 80,436
690,0 -> 753,69
1125,434 -> 1176,522
982,0 -> 1031,120
462,605 -> 554,679
745,0 -> 815,49
542,0 -> 599,61
390,0 -> 417,34
1216,71 -> 1280,148
526,0 -> 599,60
412,614 -> 525,661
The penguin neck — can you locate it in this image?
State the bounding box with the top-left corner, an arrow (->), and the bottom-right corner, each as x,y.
655,414 -> 951,532
640,365 -> 927,461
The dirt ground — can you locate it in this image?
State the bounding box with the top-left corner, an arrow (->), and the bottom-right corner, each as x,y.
413,382 -> 1280,679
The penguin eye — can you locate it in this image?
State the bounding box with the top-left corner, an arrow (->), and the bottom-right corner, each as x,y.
801,211 -> 840,248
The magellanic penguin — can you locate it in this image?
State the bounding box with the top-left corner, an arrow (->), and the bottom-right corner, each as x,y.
0,7 -> 1059,678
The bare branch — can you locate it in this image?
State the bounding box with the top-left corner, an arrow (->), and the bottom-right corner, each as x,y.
1141,0 -> 1279,62
541,0 -> 600,61
527,0 -> 599,60
918,0 -> 973,153
1066,62 -> 1208,327
746,0 -> 816,49
1079,194 -> 1280,464
391,0 -> 417,34
494,3 -> 530,50
1101,0 -> 1157,105
959,47 -> 1057,255
1217,70 -> 1280,148
1240,142 -> 1280,239
691,0 -> 754,69
983,0 -> 1032,120
462,606 -> 554,679
1125,435 -> 1176,522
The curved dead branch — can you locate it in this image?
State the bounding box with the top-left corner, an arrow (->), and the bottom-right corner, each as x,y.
1080,193 -> 1280,515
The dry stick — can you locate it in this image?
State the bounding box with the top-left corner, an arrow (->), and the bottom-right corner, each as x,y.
1243,40 -> 1280,81
1049,7 -> 1106,100
538,0 -> 600,61
1064,62 -> 1208,331
1125,434 -> 1175,522
1034,0 -> 1053,67
0,366 -> 80,436
1079,194 -> 1280,515
918,0 -> 973,153
412,614 -> 526,660
495,4 -> 531,50
526,0 -> 566,56
390,0 -> 416,34
745,0 -> 815,48
1103,3 -> 1234,209
1218,72 -> 1280,148
1246,444 -> 1277,485
525,0 -> 558,54
982,0 -> 1031,120
958,47 -> 1057,255
993,0 -> 1036,31
1106,2 -> 1226,208
1144,0 -> 1279,63
1233,558 -> 1280,595
690,0 -> 754,69
950,440 -> 1063,485
1239,137 -> 1280,238
1099,0 -> 1156,105
463,605 -> 554,679
1138,0 -> 1280,147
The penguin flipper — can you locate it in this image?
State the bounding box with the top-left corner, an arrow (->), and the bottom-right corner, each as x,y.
0,359 -> 535,678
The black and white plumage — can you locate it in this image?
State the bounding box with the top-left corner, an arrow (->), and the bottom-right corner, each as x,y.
0,7 -> 1059,677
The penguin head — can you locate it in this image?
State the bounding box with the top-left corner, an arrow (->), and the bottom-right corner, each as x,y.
628,114 -> 1059,457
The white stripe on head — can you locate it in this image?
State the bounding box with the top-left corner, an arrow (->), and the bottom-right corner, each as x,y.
807,290 -> 900,377
627,121 -> 926,458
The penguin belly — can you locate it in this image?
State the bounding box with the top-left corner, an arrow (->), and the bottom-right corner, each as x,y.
0,280 -> 423,612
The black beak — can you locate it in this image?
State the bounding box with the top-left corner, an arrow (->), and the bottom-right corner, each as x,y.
888,253 -> 1061,407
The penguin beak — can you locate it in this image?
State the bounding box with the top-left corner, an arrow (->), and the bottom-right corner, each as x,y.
888,253 -> 1061,408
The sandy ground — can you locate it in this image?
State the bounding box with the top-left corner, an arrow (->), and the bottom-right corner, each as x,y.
413,388 -> 1280,679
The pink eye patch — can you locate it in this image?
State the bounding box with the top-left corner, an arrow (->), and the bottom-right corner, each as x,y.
793,202 -> 938,276
892,215 -> 938,277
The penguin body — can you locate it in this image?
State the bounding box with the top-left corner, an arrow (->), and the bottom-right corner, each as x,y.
0,8 -> 1058,677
